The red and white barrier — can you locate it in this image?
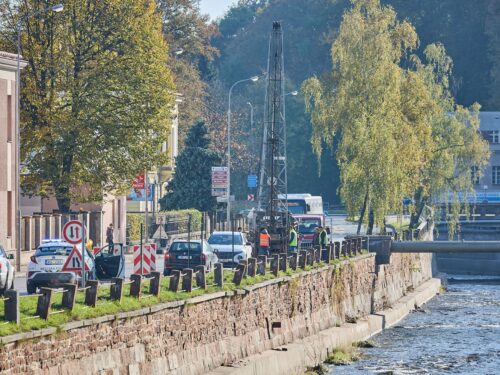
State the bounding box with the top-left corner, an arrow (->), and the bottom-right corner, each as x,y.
133,244 -> 156,274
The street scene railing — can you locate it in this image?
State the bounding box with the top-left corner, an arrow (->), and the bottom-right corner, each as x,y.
1,237 -> 367,326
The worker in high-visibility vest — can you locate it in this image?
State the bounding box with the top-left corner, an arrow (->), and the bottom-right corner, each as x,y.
289,225 -> 298,253
259,229 -> 271,256
319,226 -> 328,250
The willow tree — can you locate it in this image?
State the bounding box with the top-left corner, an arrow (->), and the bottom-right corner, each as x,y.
303,0 -> 489,234
0,0 -> 175,212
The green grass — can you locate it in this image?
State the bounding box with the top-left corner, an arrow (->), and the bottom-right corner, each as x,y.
325,346 -> 361,365
0,255 -> 364,338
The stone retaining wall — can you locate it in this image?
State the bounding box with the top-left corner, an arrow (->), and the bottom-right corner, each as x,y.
0,253 -> 433,375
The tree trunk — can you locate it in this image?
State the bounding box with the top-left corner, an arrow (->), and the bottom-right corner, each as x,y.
409,189 -> 426,230
367,209 -> 374,235
55,191 -> 71,213
357,190 -> 369,235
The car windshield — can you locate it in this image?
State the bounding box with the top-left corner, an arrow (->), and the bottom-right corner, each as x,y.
169,242 -> 201,253
298,219 -> 321,234
208,234 -> 243,245
35,246 -> 73,256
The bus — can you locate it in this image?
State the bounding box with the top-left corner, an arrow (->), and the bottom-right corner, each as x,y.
279,194 -> 324,215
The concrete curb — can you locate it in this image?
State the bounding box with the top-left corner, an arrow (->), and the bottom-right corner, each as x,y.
206,277 -> 441,375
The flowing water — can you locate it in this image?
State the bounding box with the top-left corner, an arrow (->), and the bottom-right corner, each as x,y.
329,277 -> 500,375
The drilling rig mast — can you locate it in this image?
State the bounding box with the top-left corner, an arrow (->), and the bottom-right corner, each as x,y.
254,21 -> 289,252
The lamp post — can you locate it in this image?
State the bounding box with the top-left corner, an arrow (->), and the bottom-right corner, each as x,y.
227,75 -> 259,227
284,90 -> 298,97
16,4 -> 64,271
246,102 -> 254,174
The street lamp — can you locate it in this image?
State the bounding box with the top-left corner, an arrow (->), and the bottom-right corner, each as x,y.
283,90 -> 298,97
16,4 -> 64,271
227,75 -> 259,227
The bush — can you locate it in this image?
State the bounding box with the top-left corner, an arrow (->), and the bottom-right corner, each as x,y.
127,214 -> 145,242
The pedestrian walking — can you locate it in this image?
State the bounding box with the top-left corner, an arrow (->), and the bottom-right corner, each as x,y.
106,223 -> 114,249
312,227 -> 320,248
259,228 -> 271,256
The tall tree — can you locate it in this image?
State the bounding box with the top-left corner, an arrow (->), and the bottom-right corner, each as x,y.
160,122 -> 221,212
486,0 -> 500,109
0,0 -> 175,212
156,0 -> 218,145
302,0 -> 489,233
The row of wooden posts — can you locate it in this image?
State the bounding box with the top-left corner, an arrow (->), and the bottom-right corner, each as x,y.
1,237 -> 366,325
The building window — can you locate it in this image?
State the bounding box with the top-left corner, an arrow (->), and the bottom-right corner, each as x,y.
491,131 -> 500,144
7,191 -> 12,237
471,166 -> 480,185
7,95 -> 12,142
492,166 -> 500,185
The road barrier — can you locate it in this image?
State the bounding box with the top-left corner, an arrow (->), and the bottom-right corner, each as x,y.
0,237 -> 366,325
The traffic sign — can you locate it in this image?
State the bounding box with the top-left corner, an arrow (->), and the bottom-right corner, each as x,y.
61,246 -> 91,272
247,194 -> 254,201
62,220 -> 86,245
247,175 -> 257,188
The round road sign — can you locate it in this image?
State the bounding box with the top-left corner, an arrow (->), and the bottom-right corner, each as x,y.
62,220 -> 86,245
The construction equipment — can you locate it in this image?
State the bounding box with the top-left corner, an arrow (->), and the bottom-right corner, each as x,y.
252,21 -> 289,254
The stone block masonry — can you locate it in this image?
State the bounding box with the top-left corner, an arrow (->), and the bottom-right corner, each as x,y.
0,253 -> 433,374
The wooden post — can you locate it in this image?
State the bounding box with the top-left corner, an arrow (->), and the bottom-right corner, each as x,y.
257,255 -> 267,275
322,248 -> 331,263
299,250 -> 307,269
279,253 -> 287,272
270,254 -> 279,276
289,252 -> 298,271
169,270 -> 181,292
85,280 -> 99,307
214,263 -> 224,288
195,265 -> 206,289
110,277 -> 124,303
4,290 -> 20,324
334,242 -> 340,259
239,259 -> 248,278
149,271 -> 161,297
130,274 -> 142,298
247,258 -> 257,277
307,249 -> 314,266
182,269 -> 193,292
232,263 -> 246,286
341,241 -> 347,257
36,288 -> 53,320
314,248 -> 321,263
62,283 -> 77,311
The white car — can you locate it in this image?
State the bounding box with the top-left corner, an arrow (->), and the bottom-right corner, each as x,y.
207,231 -> 253,268
27,239 -> 125,294
0,245 -> 15,295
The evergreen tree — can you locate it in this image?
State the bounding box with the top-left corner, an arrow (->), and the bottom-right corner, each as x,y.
160,122 -> 221,212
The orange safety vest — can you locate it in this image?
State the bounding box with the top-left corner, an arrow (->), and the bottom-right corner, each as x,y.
260,233 -> 270,247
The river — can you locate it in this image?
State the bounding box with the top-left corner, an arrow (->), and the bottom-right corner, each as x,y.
329,277 -> 500,375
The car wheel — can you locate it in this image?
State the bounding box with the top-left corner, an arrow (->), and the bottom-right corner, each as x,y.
27,283 -> 37,294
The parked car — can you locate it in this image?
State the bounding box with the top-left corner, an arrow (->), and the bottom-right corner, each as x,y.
0,245 -> 15,295
207,231 -> 253,268
163,240 -> 217,276
27,239 -> 124,294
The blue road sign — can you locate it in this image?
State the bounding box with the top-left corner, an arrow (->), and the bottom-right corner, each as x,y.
247,175 -> 257,188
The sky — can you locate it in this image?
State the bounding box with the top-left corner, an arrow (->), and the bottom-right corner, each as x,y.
199,0 -> 236,21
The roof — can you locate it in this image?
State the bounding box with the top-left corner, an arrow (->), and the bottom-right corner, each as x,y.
39,239 -> 73,247
209,231 -> 242,235
479,112 -> 500,131
0,50 -> 27,72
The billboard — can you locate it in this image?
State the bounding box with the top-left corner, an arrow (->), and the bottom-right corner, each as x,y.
127,185 -> 153,201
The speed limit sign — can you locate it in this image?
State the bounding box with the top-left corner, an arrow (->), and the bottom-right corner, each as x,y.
62,220 -> 86,245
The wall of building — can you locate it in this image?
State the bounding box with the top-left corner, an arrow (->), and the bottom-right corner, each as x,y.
0,253 -> 433,374
0,51 -> 22,254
